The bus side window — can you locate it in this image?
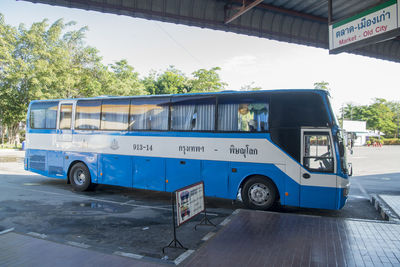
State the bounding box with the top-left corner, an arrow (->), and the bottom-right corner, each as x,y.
171,103 -> 215,131
30,102 -> 58,129
101,99 -> 129,131
193,104 -> 215,131
218,101 -> 269,132
59,104 -> 73,129
303,134 -> 334,172
75,100 -> 101,130
129,101 -> 169,131
171,104 -> 196,130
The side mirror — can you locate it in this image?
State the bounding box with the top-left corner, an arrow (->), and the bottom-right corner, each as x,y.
338,141 -> 345,157
347,163 -> 353,176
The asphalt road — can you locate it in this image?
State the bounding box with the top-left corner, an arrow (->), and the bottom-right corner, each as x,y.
0,146 -> 399,263
0,152 -> 235,262
349,145 -> 400,196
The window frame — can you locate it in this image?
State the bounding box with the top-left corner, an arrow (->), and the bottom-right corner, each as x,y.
301,128 -> 336,174
170,96 -> 217,132
29,101 -> 59,130
100,98 -> 130,131
216,95 -> 270,133
129,97 -> 171,132
74,99 -> 102,131
59,102 -> 74,130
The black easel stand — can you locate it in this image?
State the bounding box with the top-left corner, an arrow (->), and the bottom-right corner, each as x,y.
195,209 -> 216,230
162,193 -> 188,254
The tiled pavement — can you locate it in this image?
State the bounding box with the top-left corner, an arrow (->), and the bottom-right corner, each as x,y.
182,210 -> 400,267
380,195 -> 400,219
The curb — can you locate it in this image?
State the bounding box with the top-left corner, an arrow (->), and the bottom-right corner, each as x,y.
370,195 -> 399,222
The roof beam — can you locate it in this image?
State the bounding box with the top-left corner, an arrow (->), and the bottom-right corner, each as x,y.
225,0 -> 264,24
225,0 -> 327,23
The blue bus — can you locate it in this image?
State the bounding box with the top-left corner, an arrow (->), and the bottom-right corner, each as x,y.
25,90 -> 351,210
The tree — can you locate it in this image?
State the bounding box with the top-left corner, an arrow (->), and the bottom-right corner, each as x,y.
143,66 -> 188,95
342,103 -> 369,121
313,81 -> 330,92
367,98 -> 396,136
104,59 -> 146,96
241,82 -> 261,91
0,15 -> 231,143
386,101 -> 400,138
189,67 -> 226,93
0,15 -> 107,144
0,14 -> 18,144
141,70 -> 158,95
340,98 -> 398,138
143,66 -> 227,95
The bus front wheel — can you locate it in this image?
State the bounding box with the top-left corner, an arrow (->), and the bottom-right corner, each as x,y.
242,176 -> 276,210
69,163 -> 91,192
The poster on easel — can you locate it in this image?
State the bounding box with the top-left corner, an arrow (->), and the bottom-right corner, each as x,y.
175,181 -> 205,227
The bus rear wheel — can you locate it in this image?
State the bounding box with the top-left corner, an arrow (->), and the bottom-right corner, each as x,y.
69,162 -> 91,192
242,176 -> 276,210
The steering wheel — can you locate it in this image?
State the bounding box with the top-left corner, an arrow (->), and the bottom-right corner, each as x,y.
313,151 -> 330,161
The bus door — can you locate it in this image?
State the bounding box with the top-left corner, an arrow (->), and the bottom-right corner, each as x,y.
46,101 -> 73,177
57,101 -> 74,143
48,101 -> 74,177
300,128 -> 337,209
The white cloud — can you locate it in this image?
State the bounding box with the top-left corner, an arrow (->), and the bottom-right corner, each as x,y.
222,55 -> 258,71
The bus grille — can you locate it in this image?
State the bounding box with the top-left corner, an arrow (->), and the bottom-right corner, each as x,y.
29,155 -> 45,171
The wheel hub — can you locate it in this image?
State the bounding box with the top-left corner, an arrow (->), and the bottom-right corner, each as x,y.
249,183 -> 270,205
74,170 -> 86,185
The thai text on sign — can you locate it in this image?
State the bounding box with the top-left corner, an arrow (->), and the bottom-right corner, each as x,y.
329,0 -> 399,50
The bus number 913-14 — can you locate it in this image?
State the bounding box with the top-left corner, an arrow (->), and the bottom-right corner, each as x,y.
132,144 -> 153,151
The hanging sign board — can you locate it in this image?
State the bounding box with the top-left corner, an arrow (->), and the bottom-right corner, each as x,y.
329,0 -> 400,54
175,182 -> 205,226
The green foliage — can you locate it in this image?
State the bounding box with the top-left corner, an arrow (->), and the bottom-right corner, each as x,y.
142,66 -> 226,95
105,59 -> 146,96
156,66 -> 188,95
0,15 -> 228,144
142,66 -> 188,95
189,67 -> 226,93
0,143 -> 22,149
381,138 -> 400,145
240,82 -> 261,91
342,98 -> 399,138
367,98 -> 396,137
0,15 -> 136,143
313,81 -> 330,92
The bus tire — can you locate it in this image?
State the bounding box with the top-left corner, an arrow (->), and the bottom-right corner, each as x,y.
242,176 -> 276,210
69,162 -> 91,192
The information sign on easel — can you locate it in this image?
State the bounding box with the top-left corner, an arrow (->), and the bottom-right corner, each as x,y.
162,181 -> 215,253
176,182 -> 205,226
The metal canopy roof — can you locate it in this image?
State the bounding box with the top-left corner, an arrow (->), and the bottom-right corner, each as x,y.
22,0 -> 400,63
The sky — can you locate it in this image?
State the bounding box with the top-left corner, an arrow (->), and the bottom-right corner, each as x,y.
1,0 -> 399,114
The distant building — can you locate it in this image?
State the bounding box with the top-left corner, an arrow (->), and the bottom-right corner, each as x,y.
342,120 -> 368,146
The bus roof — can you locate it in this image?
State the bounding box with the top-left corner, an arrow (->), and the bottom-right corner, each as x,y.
29,89 -> 329,103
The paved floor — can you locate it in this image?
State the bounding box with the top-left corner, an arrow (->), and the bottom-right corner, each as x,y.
182,210 -> 400,267
380,195 -> 400,218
